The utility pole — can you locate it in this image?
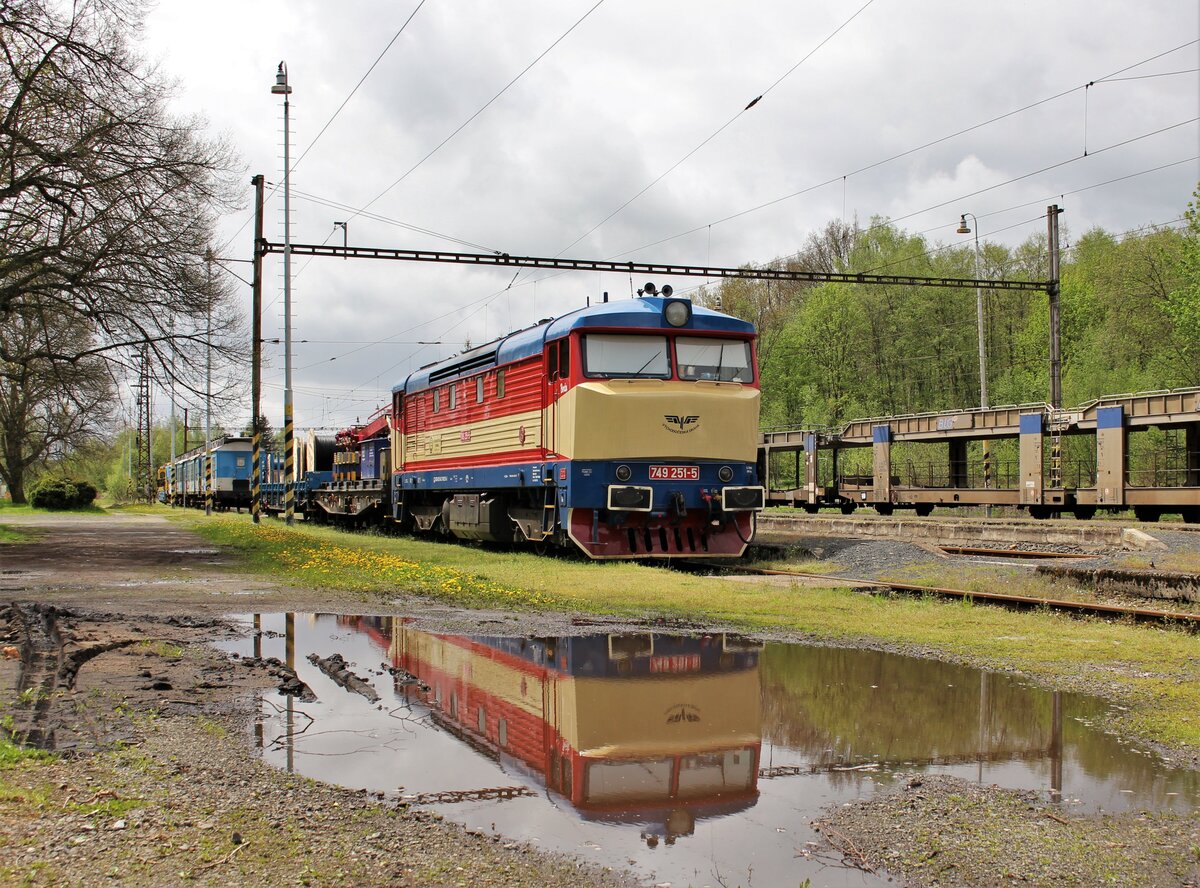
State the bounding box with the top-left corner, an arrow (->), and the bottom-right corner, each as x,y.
251,174 -> 265,524
1047,204 -> 1064,410
205,248 -> 214,517
133,348 -> 152,502
271,62 -> 295,526
957,212 -> 991,513
169,328 -> 176,506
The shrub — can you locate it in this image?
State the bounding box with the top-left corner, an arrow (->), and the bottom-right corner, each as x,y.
72,480 -> 98,506
29,478 -> 97,510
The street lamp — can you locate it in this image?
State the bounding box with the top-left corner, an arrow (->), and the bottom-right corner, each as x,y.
957,213 -> 991,510
272,62 -> 295,526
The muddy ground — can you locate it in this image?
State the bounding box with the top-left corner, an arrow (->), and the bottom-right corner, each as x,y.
1,511 -> 1199,887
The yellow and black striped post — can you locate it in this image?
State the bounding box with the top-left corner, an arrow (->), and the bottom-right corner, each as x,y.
284,404 -> 295,525
251,429 -> 261,524
204,450 -> 213,516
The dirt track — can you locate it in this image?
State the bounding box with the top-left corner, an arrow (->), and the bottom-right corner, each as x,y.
0,513 -> 637,887
3,510 -> 1199,887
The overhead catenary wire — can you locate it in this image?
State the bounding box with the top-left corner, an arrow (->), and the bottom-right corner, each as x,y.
505,122 -> 1199,303
217,3 -> 428,255
500,41 -> 1199,300
288,147 -> 1197,375
349,0 -> 610,224
290,0 -> 428,173
609,40 -> 1200,262
253,31 -> 1195,424
546,0 -> 879,261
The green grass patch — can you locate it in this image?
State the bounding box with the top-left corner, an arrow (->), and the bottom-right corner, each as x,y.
196,716 -> 227,739
0,523 -> 29,543
137,640 -> 184,658
195,518 -> 563,609
1112,551 -> 1200,574
106,503 -> 167,515
0,736 -> 52,769
183,513 -> 1200,753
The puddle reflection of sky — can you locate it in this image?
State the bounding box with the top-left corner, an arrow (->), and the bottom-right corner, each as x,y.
217,614 -> 1197,888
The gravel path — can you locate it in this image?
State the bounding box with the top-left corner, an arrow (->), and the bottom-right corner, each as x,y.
4,510 -> 1199,887
817,774 -> 1200,887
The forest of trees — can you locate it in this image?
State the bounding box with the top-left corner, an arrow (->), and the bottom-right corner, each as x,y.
701,190 -> 1200,432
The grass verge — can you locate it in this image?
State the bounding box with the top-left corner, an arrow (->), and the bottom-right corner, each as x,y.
185,513 -> 1200,753
0,524 -> 29,543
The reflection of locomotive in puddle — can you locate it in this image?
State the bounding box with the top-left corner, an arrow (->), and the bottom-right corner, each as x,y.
348,617 -> 762,844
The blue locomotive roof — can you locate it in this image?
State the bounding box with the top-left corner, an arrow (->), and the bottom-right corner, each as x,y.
396,296 -> 754,394
544,296 -> 753,338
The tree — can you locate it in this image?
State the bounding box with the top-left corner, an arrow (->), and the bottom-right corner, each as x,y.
0,307 -> 112,502
0,0 -> 244,495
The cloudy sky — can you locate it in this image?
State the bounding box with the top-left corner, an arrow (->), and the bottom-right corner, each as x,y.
142,0 -> 1199,431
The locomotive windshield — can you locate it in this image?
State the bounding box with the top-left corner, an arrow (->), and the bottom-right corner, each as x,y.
676,337 -> 753,383
582,334 -> 671,378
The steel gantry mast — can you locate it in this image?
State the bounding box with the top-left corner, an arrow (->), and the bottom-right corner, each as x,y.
253,203 -> 1066,447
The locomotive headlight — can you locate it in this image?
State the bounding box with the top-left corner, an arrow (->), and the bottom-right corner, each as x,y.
663,298 -> 692,327
718,465 -> 734,483
615,464 -> 632,481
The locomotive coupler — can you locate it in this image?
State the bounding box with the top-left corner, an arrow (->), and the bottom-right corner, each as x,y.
668,491 -> 687,523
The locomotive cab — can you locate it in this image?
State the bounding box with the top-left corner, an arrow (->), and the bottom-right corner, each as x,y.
545,297 -> 764,557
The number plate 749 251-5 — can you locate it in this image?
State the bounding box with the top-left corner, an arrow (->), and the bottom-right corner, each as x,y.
649,465 -> 699,481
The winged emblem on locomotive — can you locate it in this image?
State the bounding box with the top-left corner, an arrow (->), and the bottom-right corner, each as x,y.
663,414 -> 700,433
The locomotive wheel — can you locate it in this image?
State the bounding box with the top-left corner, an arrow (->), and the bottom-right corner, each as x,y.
874,504 -> 894,516
914,503 -> 934,517
1182,506 -> 1200,525
839,502 -> 856,515
1072,506 -> 1097,520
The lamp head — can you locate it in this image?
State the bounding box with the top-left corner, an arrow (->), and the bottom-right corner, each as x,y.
956,214 -> 971,235
271,62 -> 292,95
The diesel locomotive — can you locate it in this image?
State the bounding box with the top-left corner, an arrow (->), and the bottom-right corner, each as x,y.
171,290 -> 766,558
392,289 -> 765,558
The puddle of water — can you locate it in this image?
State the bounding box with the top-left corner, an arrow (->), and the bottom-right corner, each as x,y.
218,614 -> 1199,888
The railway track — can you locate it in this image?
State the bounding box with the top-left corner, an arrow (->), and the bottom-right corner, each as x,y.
727,566 -> 1200,629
